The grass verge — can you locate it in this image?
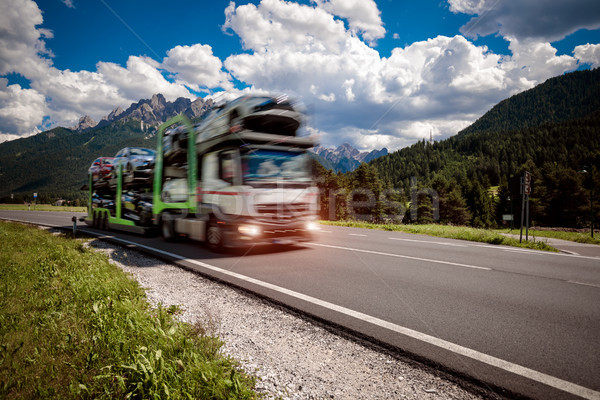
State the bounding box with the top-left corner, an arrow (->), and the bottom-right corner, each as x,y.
496,228 -> 600,245
0,204 -> 87,212
320,220 -> 558,252
0,221 -> 258,399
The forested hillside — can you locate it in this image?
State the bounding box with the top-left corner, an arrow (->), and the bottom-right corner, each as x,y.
318,68 -> 600,228
0,120 -> 153,203
458,68 -> 600,136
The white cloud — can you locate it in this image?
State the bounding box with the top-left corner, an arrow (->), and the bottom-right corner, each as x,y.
0,78 -> 46,139
61,0 -> 75,9
574,43 -> 600,68
0,0 -> 52,76
97,56 -> 191,103
313,0 -> 385,45
449,0 -> 600,42
222,0 -> 588,151
162,44 -> 233,91
223,0 -> 348,53
501,37 -> 578,88
0,0 -> 594,151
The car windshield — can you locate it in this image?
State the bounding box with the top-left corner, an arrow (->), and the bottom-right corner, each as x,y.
242,150 -> 311,183
130,148 -> 155,156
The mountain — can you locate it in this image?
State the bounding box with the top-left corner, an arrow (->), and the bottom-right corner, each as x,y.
367,68 -> 600,227
457,68 -> 600,137
0,120 -> 154,201
371,68 -> 600,187
71,115 -> 97,132
94,94 -> 213,130
311,143 -> 388,173
0,92 -> 218,201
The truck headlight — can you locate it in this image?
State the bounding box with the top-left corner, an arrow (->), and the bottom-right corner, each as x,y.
238,224 -> 261,236
306,221 -> 319,231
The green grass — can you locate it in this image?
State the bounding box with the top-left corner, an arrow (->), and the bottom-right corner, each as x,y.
496,228 -> 600,245
0,221 -> 258,399
321,220 -> 558,252
0,204 -> 87,212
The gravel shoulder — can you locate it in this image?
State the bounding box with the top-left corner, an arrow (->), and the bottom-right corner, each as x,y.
88,239 -> 497,400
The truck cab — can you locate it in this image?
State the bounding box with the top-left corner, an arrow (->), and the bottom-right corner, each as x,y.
155,95 -> 319,250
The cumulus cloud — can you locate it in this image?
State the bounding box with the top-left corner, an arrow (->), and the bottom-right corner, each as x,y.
0,0 -> 201,138
313,0 -> 385,45
221,0 -> 591,150
501,37 -> 577,87
449,0 -> 600,42
223,0 -> 348,53
574,43 -> 600,68
0,0 -> 594,150
0,78 -> 47,137
0,0 -> 52,76
162,44 -> 233,91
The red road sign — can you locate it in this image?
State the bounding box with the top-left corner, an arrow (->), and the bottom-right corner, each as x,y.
524,171 -> 531,196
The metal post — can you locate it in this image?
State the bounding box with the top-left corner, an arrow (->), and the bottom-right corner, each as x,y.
590,165 -> 594,238
72,216 -> 77,236
525,195 -> 529,241
519,177 -> 525,243
591,186 -> 594,238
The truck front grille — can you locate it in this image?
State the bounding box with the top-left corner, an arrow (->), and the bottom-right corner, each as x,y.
252,203 -> 312,223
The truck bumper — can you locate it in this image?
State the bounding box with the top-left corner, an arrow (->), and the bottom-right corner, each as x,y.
222,220 -> 317,248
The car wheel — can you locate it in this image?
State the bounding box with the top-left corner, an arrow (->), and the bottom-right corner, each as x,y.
160,214 -> 178,242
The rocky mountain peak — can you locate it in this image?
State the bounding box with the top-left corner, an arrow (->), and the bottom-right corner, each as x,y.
311,143 -> 388,173
72,115 -> 96,132
70,93 -> 215,132
150,93 -> 167,111
106,106 -> 124,122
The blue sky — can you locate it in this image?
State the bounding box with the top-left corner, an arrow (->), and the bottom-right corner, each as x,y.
1,0 -> 599,149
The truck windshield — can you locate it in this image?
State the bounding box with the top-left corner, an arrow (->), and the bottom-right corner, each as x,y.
242,150 -> 311,183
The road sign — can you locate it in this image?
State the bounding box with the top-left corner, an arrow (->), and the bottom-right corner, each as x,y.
33,192 -> 37,198
503,214 -> 513,221
523,171 -> 531,196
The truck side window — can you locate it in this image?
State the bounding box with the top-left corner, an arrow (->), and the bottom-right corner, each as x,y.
219,152 -> 234,184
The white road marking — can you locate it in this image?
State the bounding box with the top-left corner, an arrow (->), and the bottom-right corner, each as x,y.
80,233 -> 600,400
568,280 -> 600,289
319,230 -> 332,233
388,237 -> 467,247
349,233 -> 367,237
310,242 -> 491,271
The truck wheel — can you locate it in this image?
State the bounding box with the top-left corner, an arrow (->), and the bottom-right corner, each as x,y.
206,222 -> 224,252
160,214 -> 178,242
99,212 -> 106,230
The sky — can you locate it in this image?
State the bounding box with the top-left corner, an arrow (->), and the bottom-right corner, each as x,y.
0,0 -> 599,150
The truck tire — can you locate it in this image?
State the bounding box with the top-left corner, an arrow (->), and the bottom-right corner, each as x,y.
160,214 -> 178,242
206,222 -> 225,252
100,212 -> 108,230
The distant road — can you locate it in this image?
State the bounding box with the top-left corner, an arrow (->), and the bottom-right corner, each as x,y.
2,210 -> 600,400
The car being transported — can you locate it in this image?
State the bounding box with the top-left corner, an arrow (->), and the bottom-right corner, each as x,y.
111,147 -> 156,177
88,157 -> 114,181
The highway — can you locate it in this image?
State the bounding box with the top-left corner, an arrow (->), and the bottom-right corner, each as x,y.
2,210 -> 599,400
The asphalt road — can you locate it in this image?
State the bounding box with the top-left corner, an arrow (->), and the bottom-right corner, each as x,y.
2,210 -> 599,400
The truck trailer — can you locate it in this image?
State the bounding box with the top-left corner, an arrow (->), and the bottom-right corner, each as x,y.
84,95 -> 320,250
